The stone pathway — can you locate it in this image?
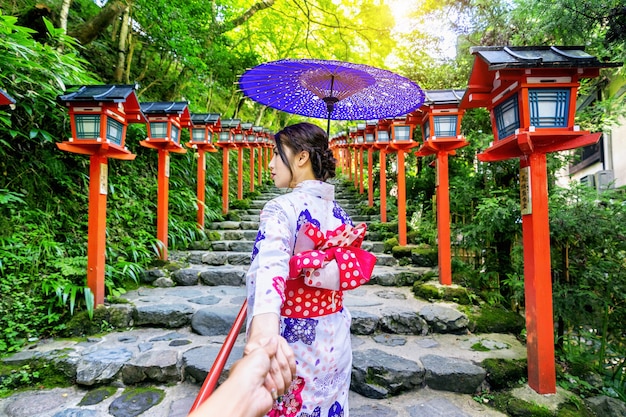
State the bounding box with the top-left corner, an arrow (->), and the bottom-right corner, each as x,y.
0,182 -> 525,417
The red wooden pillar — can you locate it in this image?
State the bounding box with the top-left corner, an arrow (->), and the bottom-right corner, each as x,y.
359,148 -> 364,194
87,154 -> 108,306
257,146 -> 264,187
249,147 -> 255,193
521,153 -> 556,393
396,150 -> 408,245
156,150 -> 170,259
237,147 -> 244,200
196,150 -> 207,228
222,149 -> 229,214
379,150 -> 387,223
436,151 -> 452,285
367,148 -> 374,207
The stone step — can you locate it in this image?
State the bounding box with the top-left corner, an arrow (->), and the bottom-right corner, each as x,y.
1,298 -> 524,399
200,239 -> 385,255
113,284 -> 467,338
170,250 -> 398,268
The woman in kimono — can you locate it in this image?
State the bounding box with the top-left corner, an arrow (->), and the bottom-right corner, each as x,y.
245,122 -> 375,417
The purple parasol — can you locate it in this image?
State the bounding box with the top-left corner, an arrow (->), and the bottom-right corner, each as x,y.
238,59 -> 425,132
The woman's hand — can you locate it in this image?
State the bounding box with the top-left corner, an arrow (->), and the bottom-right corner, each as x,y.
245,313 -> 296,398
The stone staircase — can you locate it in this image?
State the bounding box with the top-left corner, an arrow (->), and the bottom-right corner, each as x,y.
0,180 -> 525,417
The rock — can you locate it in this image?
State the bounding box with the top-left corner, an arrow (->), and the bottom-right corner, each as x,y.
78,386 -> 117,406
407,398 -> 472,417
201,252 -> 228,265
4,390 -> 69,416
172,268 -> 200,286
183,345 -> 244,384
142,268 -> 166,284
52,409 -> 100,417
121,350 -> 181,384
199,267 -> 245,286
153,277 -> 175,287
420,354 -> 486,394
229,240 -> 254,252
350,310 -> 380,335
75,348 -> 133,386
227,253 -> 251,265
585,395 -> 626,417
351,348 -> 424,399
188,295 -> 222,305
191,306 -> 245,336
134,304 -> 194,328
108,388 -> 164,417
379,309 -> 428,335
373,334 -> 407,346
419,305 -> 469,334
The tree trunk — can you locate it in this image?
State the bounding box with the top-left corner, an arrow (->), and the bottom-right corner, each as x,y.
114,7 -> 130,83
254,106 -> 266,126
69,0 -> 126,45
59,0 -> 72,34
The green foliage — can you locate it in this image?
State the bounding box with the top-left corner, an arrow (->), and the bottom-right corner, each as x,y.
230,199 -> 251,210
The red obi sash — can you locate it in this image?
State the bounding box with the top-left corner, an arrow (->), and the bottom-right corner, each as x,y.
280,223 -> 376,319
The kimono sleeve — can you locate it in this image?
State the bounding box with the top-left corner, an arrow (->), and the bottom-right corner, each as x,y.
246,199 -> 294,323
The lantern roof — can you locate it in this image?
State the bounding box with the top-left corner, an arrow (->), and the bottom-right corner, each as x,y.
57,84 -> 146,122
470,46 -> 621,71
241,122 -> 253,131
191,113 -> 221,127
423,89 -> 465,106
0,88 -> 15,108
140,101 -> 189,115
221,119 -> 241,129
462,46 -> 622,109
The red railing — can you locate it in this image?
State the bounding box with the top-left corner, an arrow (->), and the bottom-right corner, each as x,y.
188,299 -> 248,414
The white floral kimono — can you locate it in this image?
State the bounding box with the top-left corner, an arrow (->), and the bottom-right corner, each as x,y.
246,180 -> 375,417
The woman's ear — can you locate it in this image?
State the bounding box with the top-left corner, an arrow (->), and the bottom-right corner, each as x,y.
296,150 -> 310,167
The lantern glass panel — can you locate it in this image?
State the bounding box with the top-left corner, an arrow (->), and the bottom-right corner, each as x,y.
365,133 -> 375,143
75,114 -> 101,140
357,135 -> 364,144
393,125 -> 411,142
529,88 -> 569,127
150,122 -> 168,139
247,134 -> 256,142
494,94 -> 520,140
423,122 -> 430,140
171,125 -> 180,143
377,130 -> 389,143
434,115 -> 457,137
233,133 -> 243,142
219,131 -> 231,142
192,127 -> 206,143
106,117 -> 124,145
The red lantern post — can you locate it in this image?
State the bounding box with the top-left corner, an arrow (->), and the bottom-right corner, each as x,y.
355,123 -> 366,195
215,119 -> 241,214
389,116 -> 419,246
461,45 -> 622,394
374,120 -> 392,223
187,113 -> 220,229
415,90 -> 468,286
364,121 -> 377,207
140,102 -> 191,260
57,84 -> 146,306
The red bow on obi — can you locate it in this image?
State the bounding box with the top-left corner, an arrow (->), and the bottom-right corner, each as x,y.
288,223 -> 377,291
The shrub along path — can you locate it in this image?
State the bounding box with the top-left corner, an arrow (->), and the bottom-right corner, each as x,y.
0,180 -> 560,417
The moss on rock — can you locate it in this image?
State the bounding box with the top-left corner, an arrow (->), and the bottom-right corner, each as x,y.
481,358 -> 527,390
467,305 -> 525,334
413,283 -> 442,301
